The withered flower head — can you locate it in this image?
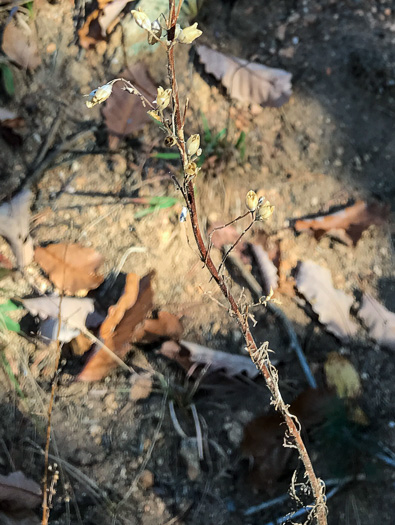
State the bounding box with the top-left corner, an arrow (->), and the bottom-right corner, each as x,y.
186,134 -> 200,156
156,86 -> 172,111
245,190 -> 259,212
85,83 -> 113,108
177,23 -> 202,44
131,8 -> 151,32
256,201 -> 275,222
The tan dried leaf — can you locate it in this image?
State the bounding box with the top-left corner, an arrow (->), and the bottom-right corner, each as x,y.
358,294 -> 395,350
295,260 -> 358,341
2,15 -> 41,71
102,64 -> 156,149
159,340 -> 260,379
78,272 -> 155,381
34,243 -> 104,294
196,45 -> 292,107
294,200 -> 389,245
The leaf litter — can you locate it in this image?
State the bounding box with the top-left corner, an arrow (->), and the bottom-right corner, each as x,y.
2,13 -> 41,71
295,260 -> 358,341
34,243 -> 104,295
196,45 -> 292,107
159,340 -> 260,379
102,64 -> 157,149
0,471 -> 41,510
358,294 -> 395,350
22,295 -> 96,343
293,200 -> 389,245
0,190 -> 34,268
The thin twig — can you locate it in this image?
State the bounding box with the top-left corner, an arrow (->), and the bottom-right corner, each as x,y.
42,294 -> 63,525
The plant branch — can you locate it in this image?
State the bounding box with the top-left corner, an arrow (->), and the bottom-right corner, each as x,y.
165,2 -> 327,523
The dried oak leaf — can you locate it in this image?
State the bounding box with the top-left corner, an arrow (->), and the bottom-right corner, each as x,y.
242,389 -> 333,491
0,471 -> 41,510
159,340 -> 260,379
78,272 -> 155,381
2,15 -> 41,71
22,295 -> 95,343
133,311 -> 183,343
34,243 -> 104,294
358,294 -> 395,350
78,0 -> 130,48
250,244 -> 278,295
295,260 -> 358,341
196,45 -> 292,107
0,190 -> 34,268
102,64 -> 156,149
293,200 -> 389,245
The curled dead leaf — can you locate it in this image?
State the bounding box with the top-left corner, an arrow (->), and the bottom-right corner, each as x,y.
159,340 -> 260,379
358,294 -> 395,350
78,272 -> 155,381
295,260 -> 358,341
196,45 -> 292,107
34,243 -> 104,295
2,15 -> 41,71
130,373 -> 153,401
293,200 -> 389,245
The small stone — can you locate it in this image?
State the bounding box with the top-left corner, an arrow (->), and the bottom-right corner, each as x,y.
275,24 -> 286,41
279,46 -> 295,59
223,421 -> 244,447
104,393 -> 118,413
139,469 -> 154,489
46,42 -> 56,54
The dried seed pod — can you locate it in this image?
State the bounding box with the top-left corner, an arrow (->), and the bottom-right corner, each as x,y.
147,110 -> 162,122
85,83 -> 113,108
186,134 -> 200,156
165,136 -> 177,147
245,190 -> 259,212
156,86 -> 172,111
177,23 -> 202,44
131,8 -> 151,32
185,161 -> 198,176
256,201 -> 275,221
148,19 -> 162,45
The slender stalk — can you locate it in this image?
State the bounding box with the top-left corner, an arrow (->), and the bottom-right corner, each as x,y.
166,2 -> 327,523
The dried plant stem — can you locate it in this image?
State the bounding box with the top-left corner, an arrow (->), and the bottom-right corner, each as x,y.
166,3 -> 327,523
42,297 -> 63,525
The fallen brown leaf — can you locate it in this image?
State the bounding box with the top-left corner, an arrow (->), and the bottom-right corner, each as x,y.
102,64 -> 156,149
78,0 -> 130,48
0,510 -> 40,525
2,15 -> 41,71
196,45 -> 292,107
159,340 -> 260,379
241,389 -> 333,491
295,260 -> 358,341
358,294 -> 395,350
34,243 -> 104,295
78,272 -> 155,381
133,311 -> 183,343
293,200 -> 389,245
0,471 -> 41,510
